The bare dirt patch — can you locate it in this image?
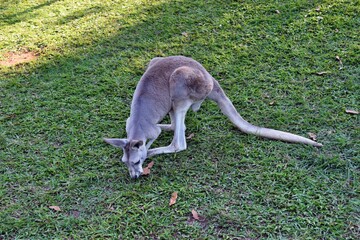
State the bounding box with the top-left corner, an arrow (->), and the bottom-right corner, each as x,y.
0,51 -> 38,66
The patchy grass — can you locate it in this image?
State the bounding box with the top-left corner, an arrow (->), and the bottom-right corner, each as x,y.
0,50 -> 38,66
0,0 -> 359,239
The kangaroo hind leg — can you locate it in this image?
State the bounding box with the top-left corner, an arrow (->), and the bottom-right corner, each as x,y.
147,66 -> 212,158
157,111 -> 175,131
191,100 -> 204,112
147,101 -> 192,157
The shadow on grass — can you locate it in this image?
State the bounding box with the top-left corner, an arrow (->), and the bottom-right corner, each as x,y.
55,6 -> 105,25
0,0 -> 59,25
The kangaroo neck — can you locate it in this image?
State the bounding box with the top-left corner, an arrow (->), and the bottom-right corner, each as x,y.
126,112 -> 161,141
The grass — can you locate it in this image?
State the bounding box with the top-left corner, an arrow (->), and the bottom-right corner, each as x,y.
0,0 -> 359,238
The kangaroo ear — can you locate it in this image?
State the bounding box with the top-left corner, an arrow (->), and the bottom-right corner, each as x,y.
130,140 -> 144,149
103,138 -> 128,148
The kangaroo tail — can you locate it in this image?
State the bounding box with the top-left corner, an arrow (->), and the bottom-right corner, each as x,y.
207,79 -> 323,147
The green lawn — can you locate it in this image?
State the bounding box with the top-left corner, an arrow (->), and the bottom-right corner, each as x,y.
0,0 -> 359,239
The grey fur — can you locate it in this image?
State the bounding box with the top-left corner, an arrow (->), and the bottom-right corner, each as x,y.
104,56 -> 322,178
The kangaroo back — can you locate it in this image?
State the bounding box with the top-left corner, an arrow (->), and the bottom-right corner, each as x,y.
207,79 -> 322,147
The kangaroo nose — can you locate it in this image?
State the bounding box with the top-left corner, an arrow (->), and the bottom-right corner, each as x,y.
131,172 -> 141,179
131,174 -> 138,179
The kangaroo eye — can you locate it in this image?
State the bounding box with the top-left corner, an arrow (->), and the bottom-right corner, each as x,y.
134,160 -> 141,165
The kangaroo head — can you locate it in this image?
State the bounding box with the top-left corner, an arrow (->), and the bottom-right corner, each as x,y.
104,138 -> 147,179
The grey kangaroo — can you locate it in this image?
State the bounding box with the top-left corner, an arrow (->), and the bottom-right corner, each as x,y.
104,56 -> 322,179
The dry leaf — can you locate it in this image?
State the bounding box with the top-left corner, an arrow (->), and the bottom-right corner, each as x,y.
181,32 -> 188,37
147,161 -> 154,169
316,71 -> 328,76
142,161 -> 154,176
191,209 -> 200,220
71,210 -> 80,218
335,55 -> 343,69
169,192 -> 178,206
269,101 -> 275,106
275,10 -> 280,14
186,133 -> 195,139
49,206 -> 61,211
142,167 -> 151,175
308,132 -> 317,141
345,109 -> 359,115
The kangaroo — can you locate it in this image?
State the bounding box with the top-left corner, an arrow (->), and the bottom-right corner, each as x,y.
104,56 -> 322,179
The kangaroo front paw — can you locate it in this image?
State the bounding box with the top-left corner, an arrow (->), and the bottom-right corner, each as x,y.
147,144 -> 186,157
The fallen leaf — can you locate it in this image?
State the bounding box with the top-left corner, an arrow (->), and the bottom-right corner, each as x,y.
71,210 -> 80,218
275,10 -> 280,14
49,206 -> 61,211
269,101 -> 275,106
147,161 -> 154,168
186,133 -> 195,139
142,161 -> 154,176
191,209 -> 200,220
142,167 -> 151,175
315,71 -> 328,76
345,109 -> 359,115
335,55 -> 343,69
181,32 -> 188,37
308,132 -> 317,141
169,192 -> 178,206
